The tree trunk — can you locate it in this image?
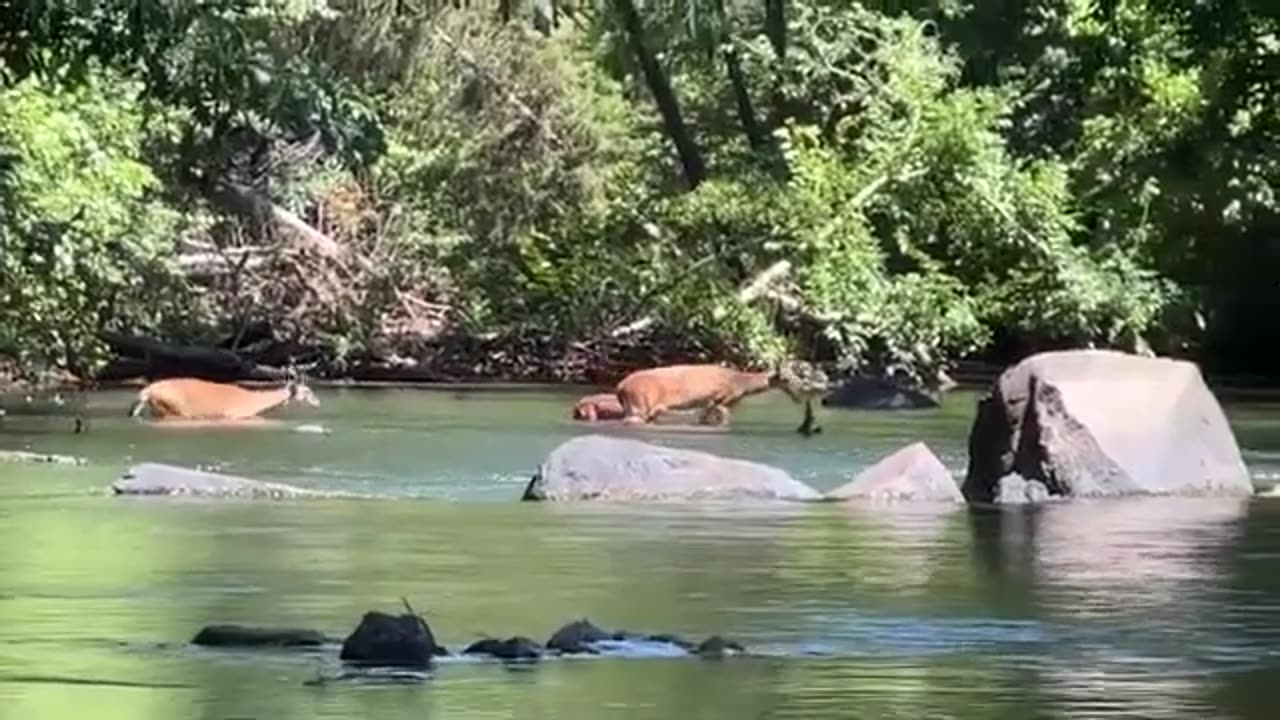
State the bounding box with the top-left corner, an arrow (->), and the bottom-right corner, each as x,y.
724,41 -> 789,178
765,0 -> 786,60
763,0 -> 789,134
723,46 -> 768,154
612,0 -> 706,189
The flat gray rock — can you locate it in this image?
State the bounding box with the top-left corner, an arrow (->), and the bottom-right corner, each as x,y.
112,462 -> 327,499
826,442 -> 962,503
523,435 -> 820,502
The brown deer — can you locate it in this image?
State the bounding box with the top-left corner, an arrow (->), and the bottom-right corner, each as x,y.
128,377 -> 320,421
614,363 -> 802,426
571,392 -> 627,422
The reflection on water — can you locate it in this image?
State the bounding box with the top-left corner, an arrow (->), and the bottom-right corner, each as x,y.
1,387 -> 1279,719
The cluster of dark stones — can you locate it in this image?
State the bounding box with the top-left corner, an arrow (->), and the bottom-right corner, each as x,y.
191,611 -> 746,668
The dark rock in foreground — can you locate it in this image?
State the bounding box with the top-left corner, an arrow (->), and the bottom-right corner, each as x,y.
545,618 -> 613,654
339,611 -> 448,668
826,442 -> 962,503
524,435 -> 821,502
964,350 -> 1253,502
112,462 -> 335,499
821,376 -> 939,410
694,635 -> 746,658
192,624 -> 329,648
463,636 -> 543,661
188,614 -> 748,672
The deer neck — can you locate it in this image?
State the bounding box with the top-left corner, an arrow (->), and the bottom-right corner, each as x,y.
238,386 -> 291,417
736,370 -> 775,396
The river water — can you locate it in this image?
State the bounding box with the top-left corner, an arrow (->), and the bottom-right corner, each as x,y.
2,386 -> 1279,719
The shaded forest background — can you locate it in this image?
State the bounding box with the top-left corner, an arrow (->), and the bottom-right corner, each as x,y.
0,0 -> 1276,387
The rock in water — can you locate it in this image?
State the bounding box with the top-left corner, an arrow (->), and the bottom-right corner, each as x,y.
993,473 -> 1053,505
339,611 -> 447,668
694,635 -> 746,658
545,618 -> 613,654
963,350 -> 1252,502
523,435 -> 821,502
0,449 -> 86,466
821,376 -> 939,410
191,624 -> 328,648
112,462 -> 326,499
462,636 -> 543,661
826,442 -> 962,503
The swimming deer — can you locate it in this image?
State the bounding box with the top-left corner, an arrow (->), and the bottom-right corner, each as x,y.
128,377 -> 320,421
614,363 -> 803,426
571,392 -> 627,422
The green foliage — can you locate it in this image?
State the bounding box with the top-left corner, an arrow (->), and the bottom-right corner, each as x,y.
0,0 -> 1273,381
0,70 -> 202,374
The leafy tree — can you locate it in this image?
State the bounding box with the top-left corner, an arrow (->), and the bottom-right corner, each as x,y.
0,70 -> 207,375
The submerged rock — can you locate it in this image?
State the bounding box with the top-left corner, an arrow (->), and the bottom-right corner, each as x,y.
463,636 -> 543,661
826,442 -> 962,503
339,610 -> 448,668
191,624 -> 329,649
543,619 -> 747,659
964,350 -> 1252,502
112,462 -> 327,499
0,449 -> 86,466
642,632 -> 696,651
523,435 -> 821,502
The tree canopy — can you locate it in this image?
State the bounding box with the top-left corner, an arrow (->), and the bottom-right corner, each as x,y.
1,0 -> 1276,383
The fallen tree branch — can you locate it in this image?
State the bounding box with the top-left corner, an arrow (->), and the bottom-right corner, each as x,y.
98,332 -> 288,382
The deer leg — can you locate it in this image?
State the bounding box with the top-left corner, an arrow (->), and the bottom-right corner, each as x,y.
619,393 -> 648,424
698,405 -> 730,426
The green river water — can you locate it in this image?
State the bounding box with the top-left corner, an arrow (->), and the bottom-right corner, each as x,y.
2,386 -> 1280,719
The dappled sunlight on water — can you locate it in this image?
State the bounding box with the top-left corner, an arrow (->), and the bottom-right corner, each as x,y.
2,387 -> 1280,718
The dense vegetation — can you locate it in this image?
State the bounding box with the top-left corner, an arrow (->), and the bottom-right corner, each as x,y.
0,0 -> 1276,385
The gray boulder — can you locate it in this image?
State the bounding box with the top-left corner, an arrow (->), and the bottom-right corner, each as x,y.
826,442 -> 962,503
523,435 -> 821,502
963,350 -> 1252,502
112,462 -> 326,499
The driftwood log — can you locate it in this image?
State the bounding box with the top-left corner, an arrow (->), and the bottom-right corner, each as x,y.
97,331 -> 287,382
